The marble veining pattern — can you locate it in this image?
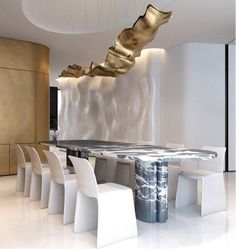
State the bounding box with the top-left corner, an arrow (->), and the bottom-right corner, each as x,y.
48,140 -> 217,163
135,160 -> 168,222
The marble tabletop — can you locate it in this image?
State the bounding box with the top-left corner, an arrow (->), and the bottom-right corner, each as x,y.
42,140 -> 217,163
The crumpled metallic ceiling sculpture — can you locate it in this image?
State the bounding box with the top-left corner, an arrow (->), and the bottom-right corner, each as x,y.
60,4 -> 172,78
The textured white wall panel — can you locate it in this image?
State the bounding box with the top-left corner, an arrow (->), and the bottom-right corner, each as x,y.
58,49 -> 162,143
160,43 -> 225,170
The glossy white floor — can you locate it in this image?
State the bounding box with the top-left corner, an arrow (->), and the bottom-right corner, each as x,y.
0,173 -> 235,249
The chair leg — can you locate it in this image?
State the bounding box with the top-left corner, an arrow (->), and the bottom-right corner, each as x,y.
16,167 -> 25,192
97,188 -> 137,248
88,157 -> 96,169
168,166 -> 180,201
29,172 -> 41,201
115,161 -> 135,190
48,180 -> 64,215
201,174 -> 226,216
175,174 -> 198,208
94,158 -> 107,184
63,180 -> 77,225
24,165 -> 32,197
74,191 -> 98,233
41,172 -> 50,209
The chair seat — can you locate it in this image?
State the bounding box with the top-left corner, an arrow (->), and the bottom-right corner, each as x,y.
63,168 -> 70,175
64,174 -> 76,182
41,167 -> 50,174
69,156 -> 137,247
54,173 -> 76,185
41,164 -> 69,175
168,164 -> 181,201
169,164 -> 180,169
175,146 -> 226,216
25,162 -> 32,168
42,163 -> 49,168
98,182 -> 131,195
181,169 -> 218,179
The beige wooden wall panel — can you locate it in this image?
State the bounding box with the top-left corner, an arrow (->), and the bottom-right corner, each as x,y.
0,68 -> 35,144
35,72 -> 49,144
34,144 -> 49,163
0,145 -> 10,176
0,38 -> 49,74
9,143 -> 31,175
0,37 -> 49,175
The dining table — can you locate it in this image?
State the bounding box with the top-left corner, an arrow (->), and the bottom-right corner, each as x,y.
41,140 -> 217,223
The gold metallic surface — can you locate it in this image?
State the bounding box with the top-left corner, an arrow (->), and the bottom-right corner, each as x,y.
34,144 -> 49,163
0,37 -> 49,74
0,145 -> 10,176
0,69 -> 36,144
0,37 -> 49,175
60,4 -> 171,78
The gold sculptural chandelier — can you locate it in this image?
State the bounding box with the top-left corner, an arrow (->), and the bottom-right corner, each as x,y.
60,4 -> 172,78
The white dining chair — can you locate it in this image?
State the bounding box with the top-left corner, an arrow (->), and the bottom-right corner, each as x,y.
14,144 -> 32,197
115,158 -> 135,190
93,156 -> 108,184
95,155 -> 135,189
69,156 -> 138,249
166,143 -> 185,201
92,156 -> 118,185
25,146 -> 51,208
175,146 -> 226,216
43,150 -> 77,225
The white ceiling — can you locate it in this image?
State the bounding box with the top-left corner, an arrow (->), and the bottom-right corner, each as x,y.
0,0 -> 235,86
22,0 -> 176,34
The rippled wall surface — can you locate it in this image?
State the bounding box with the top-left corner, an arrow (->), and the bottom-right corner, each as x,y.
58,49 -> 162,143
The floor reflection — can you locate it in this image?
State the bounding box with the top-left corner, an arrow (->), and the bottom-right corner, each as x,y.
0,173 -> 234,249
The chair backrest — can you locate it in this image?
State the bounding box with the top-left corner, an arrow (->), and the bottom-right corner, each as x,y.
43,150 -> 65,184
69,156 -> 98,199
199,146 -> 226,173
166,143 -> 185,149
25,146 -> 43,175
14,144 -> 26,169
